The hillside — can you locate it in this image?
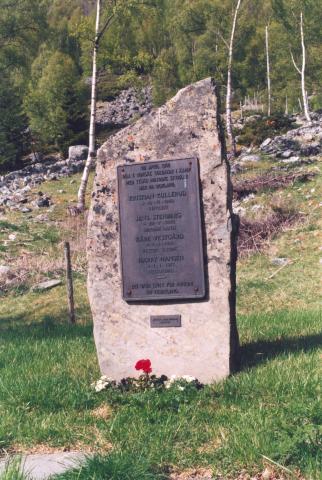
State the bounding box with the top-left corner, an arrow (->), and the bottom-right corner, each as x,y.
0,117 -> 321,478
2,0 -> 322,171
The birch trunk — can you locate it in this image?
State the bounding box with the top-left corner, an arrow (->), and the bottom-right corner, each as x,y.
226,0 -> 242,157
300,12 -> 311,122
291,13 -> 311,123
265,25 -> 271,117
77,0 -> 101,211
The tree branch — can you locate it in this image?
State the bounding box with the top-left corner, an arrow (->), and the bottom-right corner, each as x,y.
97,13 -> 115,42
290,50 -> 301,75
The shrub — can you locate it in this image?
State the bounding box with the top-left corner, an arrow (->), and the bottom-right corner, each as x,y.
238,113 -> 296,147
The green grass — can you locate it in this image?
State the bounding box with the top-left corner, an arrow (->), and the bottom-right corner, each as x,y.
0,307 -> 320,478
0,166 -> 321,478
0,457 -> 26,480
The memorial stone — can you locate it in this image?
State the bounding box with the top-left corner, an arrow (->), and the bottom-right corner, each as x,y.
87,78 -> 239,383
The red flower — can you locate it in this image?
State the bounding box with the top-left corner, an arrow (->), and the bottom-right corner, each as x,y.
135,359 -> 152,374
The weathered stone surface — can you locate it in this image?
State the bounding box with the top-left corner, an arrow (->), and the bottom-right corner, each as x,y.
87,78 -> 239,384
0,452 -> 87,480
32,279 -> 62,291
68,145 -> 88,162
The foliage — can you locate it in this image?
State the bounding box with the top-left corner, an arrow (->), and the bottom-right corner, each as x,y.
1,0 -> 322,168
0,74 -> 27,170
0,456 -> 26,480
237,114 -> 296,146
24,51 -> 88,154
0,169 -> 321,477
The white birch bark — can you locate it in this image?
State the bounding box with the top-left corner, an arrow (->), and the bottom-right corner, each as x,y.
77,0 -> 101,211
265,25 -> 271,116
290,12 -> 311,123
226,0 -> 242,157
300,12 -> 311,122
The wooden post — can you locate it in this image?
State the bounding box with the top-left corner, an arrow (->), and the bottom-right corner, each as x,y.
64,241 -> 75,324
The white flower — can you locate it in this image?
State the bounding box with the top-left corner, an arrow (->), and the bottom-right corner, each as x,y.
95,383 -> 107,392
177,386 -> 185,391
164,374 -> 196,390
92,376 -> 113,392
182,375 -> 196,383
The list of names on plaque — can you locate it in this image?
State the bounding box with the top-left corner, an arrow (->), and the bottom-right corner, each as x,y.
117,157 -> 205,301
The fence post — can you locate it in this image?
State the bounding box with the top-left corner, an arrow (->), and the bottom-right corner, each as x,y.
64,241 -> 76,324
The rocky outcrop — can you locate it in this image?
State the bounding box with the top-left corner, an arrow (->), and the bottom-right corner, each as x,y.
0,149 -> 87,212
260,120 -> 322,158
96,86 -> 152,127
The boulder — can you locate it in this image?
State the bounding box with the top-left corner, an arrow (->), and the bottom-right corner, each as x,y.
87,78 -> 239,384
68,145 -> 88,162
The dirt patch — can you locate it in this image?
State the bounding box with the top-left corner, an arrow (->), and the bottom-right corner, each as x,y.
234,172 -> 316,200
169,467 -> 306,480
6,444 -> 92,456
238,211 -> 302,256
91,404 -> 113,420
169,468 -> 213,479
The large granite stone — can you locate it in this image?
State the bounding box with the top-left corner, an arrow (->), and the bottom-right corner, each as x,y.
87,78 -> 239,384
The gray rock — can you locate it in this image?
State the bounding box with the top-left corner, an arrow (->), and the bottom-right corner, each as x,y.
36,196 -> 50,208
0,265 -> 15,283
300,143 -> 320,156
245,114 -> 261,124
282,156 -> 300,164
260,138 -> 272,148
96,86 -> 152,127
281,150 -> 293,159
87,78 -> 239,384
19,206 -> 32,213
240,154 -> 261,163
0,452 -> 87,480
271,257 -> 289,266
68,145 -> 88,162
32,279 -> 62,291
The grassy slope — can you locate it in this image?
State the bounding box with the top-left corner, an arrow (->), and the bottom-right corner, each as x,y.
0,164 -> 321,478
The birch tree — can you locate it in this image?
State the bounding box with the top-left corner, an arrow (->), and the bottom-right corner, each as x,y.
290,12 -> 311,123
226,0 -> 242,158
77,0 -> 115,212
265,25 -> 271,116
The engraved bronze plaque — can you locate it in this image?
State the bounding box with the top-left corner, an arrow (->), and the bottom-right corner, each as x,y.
150,315 -> 182,328
117,157 -> 205,301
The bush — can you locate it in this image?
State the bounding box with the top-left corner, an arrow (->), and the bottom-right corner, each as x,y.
25,50 -> 88,155
238,113 -> 296,147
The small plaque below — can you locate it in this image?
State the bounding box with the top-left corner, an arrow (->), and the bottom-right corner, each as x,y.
150,315 -> 182,328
